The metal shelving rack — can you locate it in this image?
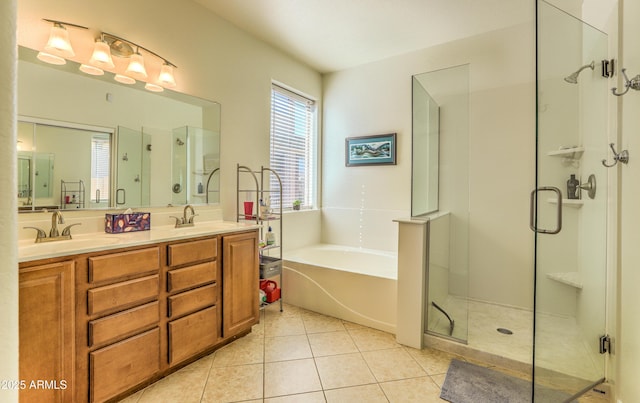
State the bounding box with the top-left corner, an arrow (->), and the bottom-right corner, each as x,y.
236,164 -> 283,312
60,179 -> 85,209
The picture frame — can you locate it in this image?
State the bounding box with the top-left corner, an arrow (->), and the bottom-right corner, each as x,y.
345,133 -> 397,166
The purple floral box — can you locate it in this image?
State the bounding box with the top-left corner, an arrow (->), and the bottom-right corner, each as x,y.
105,212 -> 151,233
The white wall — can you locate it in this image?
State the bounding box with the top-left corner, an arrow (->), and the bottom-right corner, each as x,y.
0,0 -> 18,401
16,0 -> 323,221
322,22 -> 536,308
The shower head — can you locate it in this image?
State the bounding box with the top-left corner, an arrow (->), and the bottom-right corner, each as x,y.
564,61 -> 595,84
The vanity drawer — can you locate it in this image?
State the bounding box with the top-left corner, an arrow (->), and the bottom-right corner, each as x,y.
90,327 -> 160,403
167,261 -> 217,293
89,247 -> 159,283
168,284 -> 217,319
89,301 -> 159,348
167,237 -> 218,267
168,306 -> 218,366
88,275 -> 159,316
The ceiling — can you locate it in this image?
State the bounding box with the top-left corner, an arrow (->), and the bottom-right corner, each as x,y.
193,0 -> 533,73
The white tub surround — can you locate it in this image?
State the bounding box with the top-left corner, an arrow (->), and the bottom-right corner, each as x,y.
394,216 -> 429,348
283,244 -> 397,333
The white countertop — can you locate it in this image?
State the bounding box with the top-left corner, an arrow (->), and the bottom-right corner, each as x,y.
19,221 -> 259,263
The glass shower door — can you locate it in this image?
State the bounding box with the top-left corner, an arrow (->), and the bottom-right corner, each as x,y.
534,1 -> 608,399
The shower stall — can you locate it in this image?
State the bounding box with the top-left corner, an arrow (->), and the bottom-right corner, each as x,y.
411,1 -> 611,400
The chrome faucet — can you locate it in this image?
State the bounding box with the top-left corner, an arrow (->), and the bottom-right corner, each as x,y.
23,211 -> 81,243
184,204 -> 196,224
170,205 -> 197,228
50,210 -> 65,237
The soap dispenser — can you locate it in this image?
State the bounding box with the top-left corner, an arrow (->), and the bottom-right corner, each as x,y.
265,226 -> 276,246
567,174 -> 579,199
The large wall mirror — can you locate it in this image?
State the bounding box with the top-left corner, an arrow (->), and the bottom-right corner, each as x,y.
17,46 -> 221,212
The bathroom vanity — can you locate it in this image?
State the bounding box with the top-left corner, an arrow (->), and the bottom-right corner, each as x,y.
18,223 -> 259,403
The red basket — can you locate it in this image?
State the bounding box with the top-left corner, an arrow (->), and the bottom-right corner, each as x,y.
260,279 -> 281,303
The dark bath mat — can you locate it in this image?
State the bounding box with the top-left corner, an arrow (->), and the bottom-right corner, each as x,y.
440,359 -> 576,403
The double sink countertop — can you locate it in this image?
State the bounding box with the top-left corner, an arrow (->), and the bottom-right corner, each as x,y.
18,221 -> 260,263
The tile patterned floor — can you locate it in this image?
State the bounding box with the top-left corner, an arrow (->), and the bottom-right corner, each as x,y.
119,303 -> 609,403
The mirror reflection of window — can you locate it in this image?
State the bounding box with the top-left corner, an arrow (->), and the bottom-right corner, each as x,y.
91,135 -> 110,206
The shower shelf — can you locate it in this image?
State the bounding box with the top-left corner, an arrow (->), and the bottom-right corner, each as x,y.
547,272 -> 583,289
547,146 -> 584,159
547,198 -> 583,208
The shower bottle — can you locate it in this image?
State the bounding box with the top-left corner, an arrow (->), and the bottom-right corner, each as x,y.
567,174 -> 579,199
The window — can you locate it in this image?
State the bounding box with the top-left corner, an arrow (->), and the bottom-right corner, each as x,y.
91,135 -> 110,203
269,84 -> 317,210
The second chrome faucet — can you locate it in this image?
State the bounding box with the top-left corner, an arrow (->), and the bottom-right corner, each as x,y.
170,205 -> 197,228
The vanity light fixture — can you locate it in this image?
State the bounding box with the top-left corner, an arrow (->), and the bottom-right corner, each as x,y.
158,62 -> 177,88
79,35 -> 116,75
36,19 -> 178,92
37,19 -> 88,65
125,49 -> 148,80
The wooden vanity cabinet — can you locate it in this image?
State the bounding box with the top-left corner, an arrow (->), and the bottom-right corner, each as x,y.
222,231 -> 260,337
84,247 -> 161,403
19,260 -> 75,403
166,237 -> 221,367
20,228 -> 259,403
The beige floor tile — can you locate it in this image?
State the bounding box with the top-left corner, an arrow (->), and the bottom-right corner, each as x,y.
348,327 -> 400,352
430,373 -> 447,388
117,389 -> 143,402
201,363 -> 263,402
341,320 -> 367,331
264,315 -> 306,337
315,353 -> 377,390
324,384 -> 388,403
136,362 -> 211,403
213,335 -> 264,367
362,347 -> 427,382
405,346 -> 459,375
302,312 -> 347,333
264,358 -> 322,398
265,334 -> 313,362
265,391 -> 327,402
308,331 -> 358,357
379,376 -> 444,403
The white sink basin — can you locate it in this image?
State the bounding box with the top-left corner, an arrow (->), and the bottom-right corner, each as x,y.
19,236 -> 122,256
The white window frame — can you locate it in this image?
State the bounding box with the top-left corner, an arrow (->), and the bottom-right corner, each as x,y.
269,83 -> 318,211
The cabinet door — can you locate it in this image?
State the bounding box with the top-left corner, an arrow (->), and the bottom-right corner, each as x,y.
222,231 -> 259,337
19,260 -> 75,403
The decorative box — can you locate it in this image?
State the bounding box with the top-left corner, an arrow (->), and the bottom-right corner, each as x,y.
105,212 -> 151,233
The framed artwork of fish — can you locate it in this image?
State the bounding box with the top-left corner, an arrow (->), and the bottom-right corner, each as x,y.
345,133 -> 397,166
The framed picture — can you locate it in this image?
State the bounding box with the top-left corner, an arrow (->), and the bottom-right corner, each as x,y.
345,133 -> 397,166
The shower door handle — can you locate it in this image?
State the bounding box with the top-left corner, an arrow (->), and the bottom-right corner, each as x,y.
529,187 -> 562,234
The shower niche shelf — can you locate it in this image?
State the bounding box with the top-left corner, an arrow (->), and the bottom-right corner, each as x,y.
547,146 -> 584,160
547,271 -> 583,289
547,198 -> 583,208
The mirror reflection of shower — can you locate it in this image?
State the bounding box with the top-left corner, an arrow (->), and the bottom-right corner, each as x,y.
564,60 -> 595,84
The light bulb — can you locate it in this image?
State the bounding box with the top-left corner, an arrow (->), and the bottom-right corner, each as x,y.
44,23 -> 74,58
37,51 -> 66,65
158,63 -> 176,88
79,64 -> 104,75
144,82 -> 164,92
114,74 -> 136,85
88,39 -> 115,69
125,52 -> 147,80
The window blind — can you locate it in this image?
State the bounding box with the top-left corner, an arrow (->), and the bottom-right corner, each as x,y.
91,136 -> 110,202
270,84 -> 316,210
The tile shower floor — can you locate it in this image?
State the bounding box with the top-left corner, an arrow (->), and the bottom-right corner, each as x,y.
119,303 -> 608,403
429,297 -> 602,381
